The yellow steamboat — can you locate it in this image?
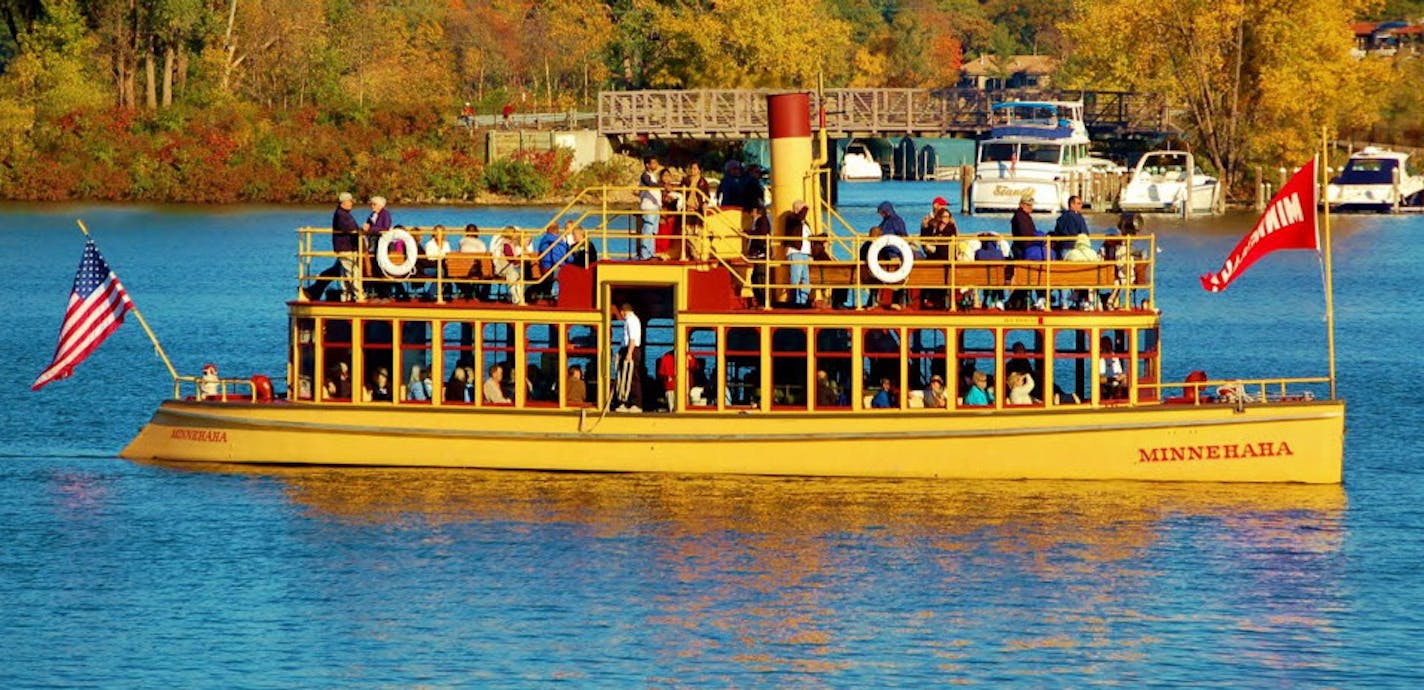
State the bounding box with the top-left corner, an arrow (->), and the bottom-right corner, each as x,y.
121,94 -> 1344,483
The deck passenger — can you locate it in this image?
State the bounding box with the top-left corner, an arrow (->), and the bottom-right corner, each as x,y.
457,224 -> 490,301
567,224 -> 598,268
964,370 -> 993,406
368,367 -> 393,402
1103,212 -> 1143,309
786,200 -> 812,307
483,364 -> 511,404
304,191 -> 362,302
614,303 -> 644,412
565,365 -> 587,407
416,225 -> 452,300
491,227 -> 525,305
744,165 -> 768,209
1062,234 -> 1101,309
199,363 -> 220,400
1099,335 -> 1126,399
920,207 -> 957,308
918,196 -> 950,235
924,375 -> 948,408
1051,195 -> 1089,259
532,223 -> 571,303
363,196 -> 394,298
871,378 -> 898,409
717,160 -> 744,208
407,365 -> 433,401
637,156 -> 663,260
325,361 -> 352,400
684,162 -> 711,249
656,171 -> 685,260
876,202 -> 909,309
974,233 -> 1008,309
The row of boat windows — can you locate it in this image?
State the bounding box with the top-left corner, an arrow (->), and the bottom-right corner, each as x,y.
979,142 -> 1090,166
292,318 -> 1160,410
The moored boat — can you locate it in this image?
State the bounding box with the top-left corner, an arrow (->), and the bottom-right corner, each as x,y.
1326,146 -> 1424,212
969,101 -> 1094,213
840,141 -> 883,181
1118,151 -> 1222,215
120,93 -> 1344,483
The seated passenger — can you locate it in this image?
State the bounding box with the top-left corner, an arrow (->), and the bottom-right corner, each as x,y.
444,366 -> 470,403
418,226 -> 452,300
974,233 -> 1008,309
490,227 -> 525,305
457,224 -> 490,301
566,224 -> 599,268
1099,335 -> 1126,399
1007,371 -> 1036,405
815,370 -> 840,407
1053,383 -> 1082,405
923,374 -> 948,408
964,370 -> 993,406
870,377 -> 897,408
407,365 -> 433,401
1062,234 -> 1100,309
483,364 -> 511,404
564,365 -> 587,406
532,223 -> 571,303
367,367 -> 393,402
325,361 -> 352,399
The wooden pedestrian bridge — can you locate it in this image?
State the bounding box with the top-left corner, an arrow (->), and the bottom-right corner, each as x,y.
598,88 -> 1172,141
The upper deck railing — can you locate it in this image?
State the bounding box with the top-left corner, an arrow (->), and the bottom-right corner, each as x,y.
297,188 -> 1156,313
597,88 -> 1172,139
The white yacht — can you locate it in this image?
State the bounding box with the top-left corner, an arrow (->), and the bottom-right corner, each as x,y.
1326,147 -> 1424,212
840,141 -> 883,181
1118,151 -> 1222,214
969,101 -> 1092,213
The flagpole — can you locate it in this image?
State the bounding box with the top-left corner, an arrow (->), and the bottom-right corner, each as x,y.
76,220 -> 180,382
1319,129 -> 1337,400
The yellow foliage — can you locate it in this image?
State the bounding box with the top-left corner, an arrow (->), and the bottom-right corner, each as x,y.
1063,0 -> 1397,194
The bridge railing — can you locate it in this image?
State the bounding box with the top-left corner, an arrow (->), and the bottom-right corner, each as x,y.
599,88 -> 1172,138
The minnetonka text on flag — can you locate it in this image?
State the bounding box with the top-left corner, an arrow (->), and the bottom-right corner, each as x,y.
1200,159 -> 1321,293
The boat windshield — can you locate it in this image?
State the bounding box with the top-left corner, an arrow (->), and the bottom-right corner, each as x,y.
1336,158 -> 1399,185
979,142 -> 1062,164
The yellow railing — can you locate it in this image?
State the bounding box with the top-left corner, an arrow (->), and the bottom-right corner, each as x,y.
173,376 -> 260,402
296,186 -> 1156,311
1138,376 -> 1329,406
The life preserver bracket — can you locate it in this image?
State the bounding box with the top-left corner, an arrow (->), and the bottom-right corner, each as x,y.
377,229 -> 419,277
867,235 -> 914,283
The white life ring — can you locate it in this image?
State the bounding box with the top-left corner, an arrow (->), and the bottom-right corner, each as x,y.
376,229 -> 419,277
867,234 -> 914,283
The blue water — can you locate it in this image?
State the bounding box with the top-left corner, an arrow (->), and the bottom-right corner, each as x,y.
4,185 -> 1424,687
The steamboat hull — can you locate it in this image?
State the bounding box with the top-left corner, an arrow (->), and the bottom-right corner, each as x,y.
123,399 -> 1344,483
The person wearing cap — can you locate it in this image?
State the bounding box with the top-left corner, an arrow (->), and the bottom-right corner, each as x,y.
304,191 -> 363,302
919,196 -> 950,235
1010,191 -> 1038,256
923,374 -> 948,408
199,363 -> 221,400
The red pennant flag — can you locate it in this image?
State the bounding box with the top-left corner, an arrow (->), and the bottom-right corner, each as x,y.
1200,159 -> 1320,292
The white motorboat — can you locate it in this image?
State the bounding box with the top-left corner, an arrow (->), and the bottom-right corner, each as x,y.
1118,151 -> 1222,215
1326,147 -> 1424,212
840,141 -> 883,181
969,101 -> 1093,213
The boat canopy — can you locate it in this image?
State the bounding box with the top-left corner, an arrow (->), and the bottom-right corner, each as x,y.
1334,157 -> 1400,185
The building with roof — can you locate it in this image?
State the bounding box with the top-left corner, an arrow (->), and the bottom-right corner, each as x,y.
957,55 -> 1058,91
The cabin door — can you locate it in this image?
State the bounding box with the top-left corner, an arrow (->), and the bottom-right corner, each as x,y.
603,283 -> 677,412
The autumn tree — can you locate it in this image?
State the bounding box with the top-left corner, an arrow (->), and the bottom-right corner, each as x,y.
1062,0 -> 1396,195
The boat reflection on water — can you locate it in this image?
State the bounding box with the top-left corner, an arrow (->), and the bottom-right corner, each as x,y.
141,461 -> 1348,679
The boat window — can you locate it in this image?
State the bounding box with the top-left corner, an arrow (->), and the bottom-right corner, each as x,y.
1021,143 -> 1063,164
398,320 -> 433,404
814,328 -> 852,410
320,318 -> 352,402
863,328 -> 903,410
1004,329 -> 1045,407
686,327 -> 718,410
1136,328 -> 1159,403
771,328 -> 808,410
980,142 -> 1017,163
567,324 -> 599,408
1098,328 -> 1131,403
440,321 -> 475,405
293,317 -> 315,401
1337,158 -> 1398,184
1051,329 -> 1091,405
725,327 -> 761,408
955,328 -> 996,408
908,328 -> 948,409
482,322 -> 515,406
361,320 -> 394,404
525,324 -> 558,407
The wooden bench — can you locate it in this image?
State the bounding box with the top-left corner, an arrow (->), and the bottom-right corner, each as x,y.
443,252 -> 494,280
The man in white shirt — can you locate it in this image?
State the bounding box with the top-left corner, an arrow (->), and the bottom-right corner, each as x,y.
637,156 -> 662,260
787,200 -> 812,306
419,225 -> 453,300
615,302 -> 644,411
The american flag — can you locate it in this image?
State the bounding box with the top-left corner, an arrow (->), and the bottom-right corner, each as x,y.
32,240 -> 134,391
